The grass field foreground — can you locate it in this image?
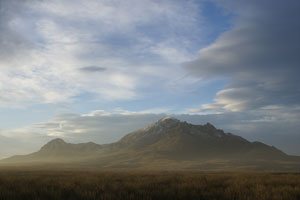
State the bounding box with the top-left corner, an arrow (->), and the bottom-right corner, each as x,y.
0,169 -> 300,200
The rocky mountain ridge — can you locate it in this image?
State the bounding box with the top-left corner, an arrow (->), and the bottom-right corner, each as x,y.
1,116 -> 299,171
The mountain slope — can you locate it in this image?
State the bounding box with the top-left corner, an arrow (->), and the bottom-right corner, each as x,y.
0,138 -> 104,164
38,138 -> 103,156
1,117 -> 299,170
114,117 -> 286,160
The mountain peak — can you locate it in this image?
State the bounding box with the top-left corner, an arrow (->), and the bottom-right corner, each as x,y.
159,115 -> 176,121
203,122 -> 216,129
48,138 -> 66,144
153,116 -> 180,129
40,138 -> 67,151
157,116 -> 179,123
38,138 -> 103,156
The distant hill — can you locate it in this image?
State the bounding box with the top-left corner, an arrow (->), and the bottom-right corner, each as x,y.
1,117 -> 300,171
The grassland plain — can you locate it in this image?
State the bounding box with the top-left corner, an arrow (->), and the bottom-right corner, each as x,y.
0,168 -> 300,200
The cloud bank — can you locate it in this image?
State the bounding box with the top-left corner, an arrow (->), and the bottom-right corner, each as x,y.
186,0 -> 300,112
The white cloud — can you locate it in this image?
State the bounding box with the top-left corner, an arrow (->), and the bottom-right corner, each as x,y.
0,0 -> 203,107
81,110 -> 112,117
150,41 -> 194,64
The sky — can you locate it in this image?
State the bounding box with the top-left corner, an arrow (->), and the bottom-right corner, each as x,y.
0,0 -> 300,158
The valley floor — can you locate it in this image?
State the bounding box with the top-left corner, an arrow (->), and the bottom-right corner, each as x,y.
0,168 -> 300,200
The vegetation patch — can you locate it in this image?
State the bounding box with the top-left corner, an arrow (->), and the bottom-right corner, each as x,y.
0,169 -> 300,200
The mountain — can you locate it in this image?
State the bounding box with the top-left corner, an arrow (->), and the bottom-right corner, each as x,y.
1,139 -> 104,164
1,117 -> 300,171
115,116 -> 287,160
38,138 -> 103,156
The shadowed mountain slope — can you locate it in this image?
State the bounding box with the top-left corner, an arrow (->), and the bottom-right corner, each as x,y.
114,117 -> 287,160
1,117 -> 299,171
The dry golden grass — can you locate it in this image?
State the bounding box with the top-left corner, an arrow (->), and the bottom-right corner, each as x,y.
0,168 -> 300,200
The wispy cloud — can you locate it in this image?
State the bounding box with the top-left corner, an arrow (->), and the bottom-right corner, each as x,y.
0,0 -> 203,107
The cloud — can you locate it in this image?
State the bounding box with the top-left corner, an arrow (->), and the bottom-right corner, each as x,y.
79,66 -> 107,73
0,0 -> 37,72
185,0 -> 300,112
0,0 -> 203,107
32,108 -> 170,141
33,112 -> 166,143
81,110 -> 111,117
